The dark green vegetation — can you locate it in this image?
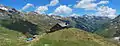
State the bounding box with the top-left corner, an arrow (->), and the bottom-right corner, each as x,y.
0,15 -> 39,38
95,15 -> 120,38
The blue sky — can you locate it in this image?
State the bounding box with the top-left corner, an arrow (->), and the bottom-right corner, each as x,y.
0,0 -> 120,18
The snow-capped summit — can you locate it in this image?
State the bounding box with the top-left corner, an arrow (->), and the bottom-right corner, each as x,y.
0,4 -> 20,14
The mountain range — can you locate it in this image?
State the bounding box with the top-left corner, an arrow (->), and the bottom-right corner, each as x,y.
0,4 -> 120,46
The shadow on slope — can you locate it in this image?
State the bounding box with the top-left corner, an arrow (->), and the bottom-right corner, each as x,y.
0,19 -> 38,35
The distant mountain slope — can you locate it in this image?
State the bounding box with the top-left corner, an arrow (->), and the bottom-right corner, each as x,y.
95,15 -> 120,38
32,28 -> 118,46
23,13 -> 61,33
0,5 -> 61,35
57,15 -> 111,32
0,5 -> 56,35
0,11 -> 39,35
0,4 -> 112,33
73,15 -> 111,32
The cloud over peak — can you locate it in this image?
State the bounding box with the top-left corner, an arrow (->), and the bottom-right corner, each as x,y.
53,5 -> 72,16
70,13 -> 80,17
74,0 -> 117,19
74,0 -> 109,10
97,1 -> 109,4
35,6 -> 48,14
96,6 -> 117,19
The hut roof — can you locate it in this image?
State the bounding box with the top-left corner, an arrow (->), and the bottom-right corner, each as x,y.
58,22 -> 68,27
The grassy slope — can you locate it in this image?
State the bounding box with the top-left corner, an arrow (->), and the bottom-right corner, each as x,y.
32,28 -> 118,46
0,27 -> 28,46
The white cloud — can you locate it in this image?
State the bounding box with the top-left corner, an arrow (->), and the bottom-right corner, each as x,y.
70,13 -> 80,17
34,0 -> 59,14
74,0 -> 109,10
22,3 -> 34,10
74,0 -> 96,10
74,0 -> 116,19
35,6 -> 48,14
95,6 -> 117,19
53,5 -> 72,16
69,13 -> 80,18
48,13 -> 54,16
47,0 -> 59,6
97,1 -> 109,4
